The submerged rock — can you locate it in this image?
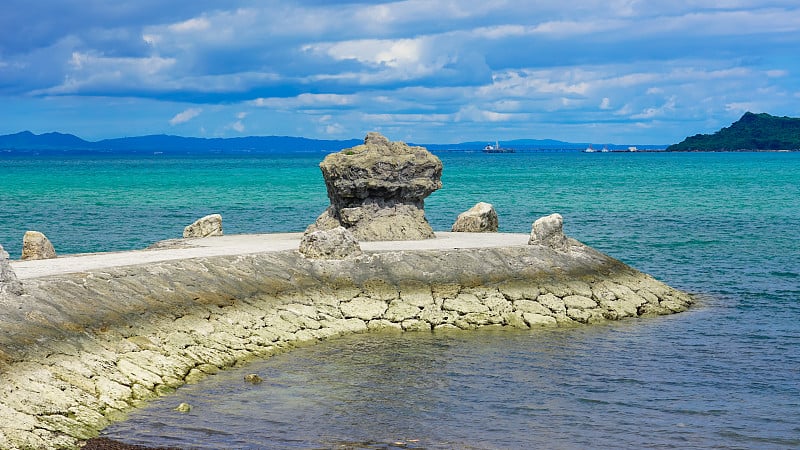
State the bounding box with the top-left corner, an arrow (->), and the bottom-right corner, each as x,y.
174,403 -> 192,413
451,202 -> 499,232
299,226 -> 362,260
21,231 -> 56,260
306,132 -> 442,241
243,374 -> 263,384
183,214 -> 223,238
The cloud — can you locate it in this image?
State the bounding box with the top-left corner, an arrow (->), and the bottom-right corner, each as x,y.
169,17 -> 211,33
169,107 -> 202,125
1,1 -> 799,143
230,121 -> 245,132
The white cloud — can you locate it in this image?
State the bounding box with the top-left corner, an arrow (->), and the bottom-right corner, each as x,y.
230,120 -> 244,132
725,102 -> 757,113
766,70 -> 788,78
169,17 -> 211,33
250,93 -> 355,109
630,96 -> 677,119
169,107 -> 202,125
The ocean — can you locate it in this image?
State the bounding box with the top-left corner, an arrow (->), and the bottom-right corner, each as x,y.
1,151 -> 798,449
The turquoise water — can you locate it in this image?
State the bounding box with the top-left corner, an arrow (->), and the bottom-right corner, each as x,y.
2,151 -> 799,448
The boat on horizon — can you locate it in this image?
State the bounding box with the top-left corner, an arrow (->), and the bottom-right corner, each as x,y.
483,140 -> 515,153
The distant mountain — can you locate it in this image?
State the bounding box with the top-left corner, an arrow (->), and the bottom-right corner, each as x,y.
0,131 -> 93,150
668,112 -> 800,151
0,132 -> 362,154
93,135 -> 363,153
421,139 -> 666,152
0,131 -> 663,154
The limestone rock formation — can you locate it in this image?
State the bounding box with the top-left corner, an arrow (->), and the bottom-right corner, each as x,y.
21,231 -> 56,260
451,202 -> 499,232
306,132 -> 442,241
299,226 -> 363,260
183,214 -> 223,238
0,243 -> 23,296
528,213 -> 571,250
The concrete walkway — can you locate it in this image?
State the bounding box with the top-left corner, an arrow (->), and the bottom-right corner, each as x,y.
10,232 -> 530,279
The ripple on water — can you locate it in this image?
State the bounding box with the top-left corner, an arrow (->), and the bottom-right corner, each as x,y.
100,321 -> 800,449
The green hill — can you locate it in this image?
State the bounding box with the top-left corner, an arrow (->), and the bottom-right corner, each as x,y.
667,112 -> 800,151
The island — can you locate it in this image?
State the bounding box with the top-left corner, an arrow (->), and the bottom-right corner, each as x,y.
667,112 -> 800,151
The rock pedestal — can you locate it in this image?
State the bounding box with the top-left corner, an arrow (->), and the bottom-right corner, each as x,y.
21,231 -> 57,260
0,243 -> 23,296
183,214 -> 223,238
306,132 -> 442,241
451,202 -> 499,232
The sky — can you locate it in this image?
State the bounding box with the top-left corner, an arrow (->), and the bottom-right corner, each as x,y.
1,1 -> 799,145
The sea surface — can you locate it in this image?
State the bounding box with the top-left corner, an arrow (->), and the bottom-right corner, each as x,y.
1,151 -> 799,449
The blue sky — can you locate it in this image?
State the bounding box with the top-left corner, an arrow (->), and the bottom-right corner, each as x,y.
1,1 -> 798,144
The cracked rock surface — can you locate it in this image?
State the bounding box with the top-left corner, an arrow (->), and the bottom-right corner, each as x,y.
307,132 -> 442,241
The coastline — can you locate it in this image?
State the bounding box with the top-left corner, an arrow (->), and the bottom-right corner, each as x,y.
0,233 -> 693,449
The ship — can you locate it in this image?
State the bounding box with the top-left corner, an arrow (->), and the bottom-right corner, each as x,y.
483,140 -> 515,153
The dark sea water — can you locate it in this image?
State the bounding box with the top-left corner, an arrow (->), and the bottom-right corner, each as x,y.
2,151 -> 799,449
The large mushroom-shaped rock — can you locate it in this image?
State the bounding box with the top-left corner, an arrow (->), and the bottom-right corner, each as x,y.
183,214 -> 223,238
529,213 -> 571,250
1,243 -> 23,296
451,202 -> 499,232
299,226 -> 363,260
306,132 -> 442,241
21,230 -> 57,260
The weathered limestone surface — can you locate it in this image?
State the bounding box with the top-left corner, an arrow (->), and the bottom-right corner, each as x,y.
0,242 -> 693,449
299,227 -> 362,260
183,214 -> 223,238
452,202 -> 499,232
529,213 -> 574,250
21,231 -> 56,261
306,132 -> 443,241
0,244 -> 23,297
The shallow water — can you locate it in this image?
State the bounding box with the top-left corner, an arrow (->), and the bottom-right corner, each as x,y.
2,151 -> 799,448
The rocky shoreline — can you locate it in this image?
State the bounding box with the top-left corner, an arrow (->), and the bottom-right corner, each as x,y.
0,234 -> 693,449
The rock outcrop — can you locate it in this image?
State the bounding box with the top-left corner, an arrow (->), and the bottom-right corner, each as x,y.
183,214 -> 223,238
451,202 -> 499,232
299,226 -> 363,260
21,231 -> 56,260
0,244 -> 23,296
529,213 -> 572,250
306,132 -> 442,241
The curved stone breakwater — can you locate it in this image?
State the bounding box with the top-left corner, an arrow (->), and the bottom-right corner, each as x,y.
0,239 -> 692,449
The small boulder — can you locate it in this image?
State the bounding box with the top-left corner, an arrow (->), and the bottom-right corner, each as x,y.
451,202 -> 499,232
299,226 -> 363,260
1,243 -> 24,296
21,231 -> 57,260
183,214 -> 223,238
528,213 -> 568,250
